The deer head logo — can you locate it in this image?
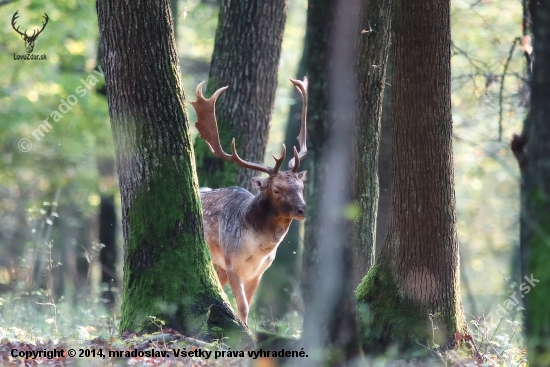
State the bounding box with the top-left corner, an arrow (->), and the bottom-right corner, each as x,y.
11,11 -> 49,54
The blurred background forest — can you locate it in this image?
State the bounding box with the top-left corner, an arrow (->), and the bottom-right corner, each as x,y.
0,0 -> 526,344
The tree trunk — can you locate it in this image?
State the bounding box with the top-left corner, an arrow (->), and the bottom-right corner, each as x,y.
353,0 -> 393,287
96,0 -> 251,344
97,157 -> 118,309
98,194 -> 117,308
299,0 -> 361,365
254,52 -> 308,322
300,0 -> 334,335
512,0 -> 550,363
356,0 -> 467,354
195,0 -> 288,192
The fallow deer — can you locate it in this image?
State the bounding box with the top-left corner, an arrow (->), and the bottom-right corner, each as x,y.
190,78 -> 308,325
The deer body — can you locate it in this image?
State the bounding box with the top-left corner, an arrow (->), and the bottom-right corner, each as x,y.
191,78 -> 308,325
202,188 -> 291,277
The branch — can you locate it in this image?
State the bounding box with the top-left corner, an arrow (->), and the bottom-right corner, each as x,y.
452,42 -> 492,72
0,0 -> 18,6
497,37 -> 521,141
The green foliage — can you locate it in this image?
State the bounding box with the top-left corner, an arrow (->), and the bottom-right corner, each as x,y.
0,0 -> 114,268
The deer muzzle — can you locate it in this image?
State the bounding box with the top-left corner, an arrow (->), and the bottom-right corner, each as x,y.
294,203 -> 306,220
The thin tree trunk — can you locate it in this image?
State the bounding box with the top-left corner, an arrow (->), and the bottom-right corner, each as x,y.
254,53 -> 308,321
511,0 -> 550,363
356,0 -> 467,353
97,157 -> 118,309
300,0 -> 335,335
170,0 -> 178,39
98,194 -> 117,308
195,0 -> 288,192
96,0 -> 251,344
353,0 -> 393,287
299,0 -> 361,365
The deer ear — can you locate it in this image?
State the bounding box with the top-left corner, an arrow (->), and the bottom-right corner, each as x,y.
251,177 -> 268,192
297,171 -> 307,183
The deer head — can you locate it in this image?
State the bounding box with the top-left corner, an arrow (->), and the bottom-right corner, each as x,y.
12,11 -> 49,54
191,78 -> 309,220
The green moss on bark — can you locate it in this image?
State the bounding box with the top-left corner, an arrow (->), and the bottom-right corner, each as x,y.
356,263 -> 447,356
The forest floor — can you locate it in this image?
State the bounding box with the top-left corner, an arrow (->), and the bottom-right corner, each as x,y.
0,290 -> 527,366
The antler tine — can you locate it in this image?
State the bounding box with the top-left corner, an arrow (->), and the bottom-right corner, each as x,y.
191,81 -> 285,176
272,144 -> 286,173
288,77 -> 308,172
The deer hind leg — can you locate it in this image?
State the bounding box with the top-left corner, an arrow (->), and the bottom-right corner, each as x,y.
215,265 -> 228,288
225,263 -> 248,324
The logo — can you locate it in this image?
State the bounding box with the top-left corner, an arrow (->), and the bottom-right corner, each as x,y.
11,10 -> 48,54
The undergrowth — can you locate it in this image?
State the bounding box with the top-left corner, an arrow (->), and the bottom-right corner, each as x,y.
0,285 -> 529,366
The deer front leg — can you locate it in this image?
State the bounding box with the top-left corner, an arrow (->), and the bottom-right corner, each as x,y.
225,263 -> 249,324
244,276 -> 261,306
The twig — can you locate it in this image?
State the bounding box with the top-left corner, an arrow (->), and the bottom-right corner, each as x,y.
497,37 -> 520,141
452,42 -> 493,72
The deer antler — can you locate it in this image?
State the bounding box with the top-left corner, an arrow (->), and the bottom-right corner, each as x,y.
288,77 -> 308,172
190,81 -> 286,176
11,11 -> 27,37
11,12 -> 48,39
31,13 -> 49,39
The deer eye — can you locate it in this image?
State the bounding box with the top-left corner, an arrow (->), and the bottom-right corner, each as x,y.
273,189 -> 280,195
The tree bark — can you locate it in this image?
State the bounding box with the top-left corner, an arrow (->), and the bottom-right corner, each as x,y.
299,0 -> 361,365
96,0 -> 251,344
353,0 -> 393,287
512,0 -> 550,363
356,0 -> 467,354
195,0 -> 288,192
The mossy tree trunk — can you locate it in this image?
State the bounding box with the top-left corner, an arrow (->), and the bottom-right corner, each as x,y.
352,0 -> 393,287
299,0 -> 361,365
356,0 -> 467,354
511,0 -> 550,363
195,0 -> 288,191
96,0 -> 251,344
